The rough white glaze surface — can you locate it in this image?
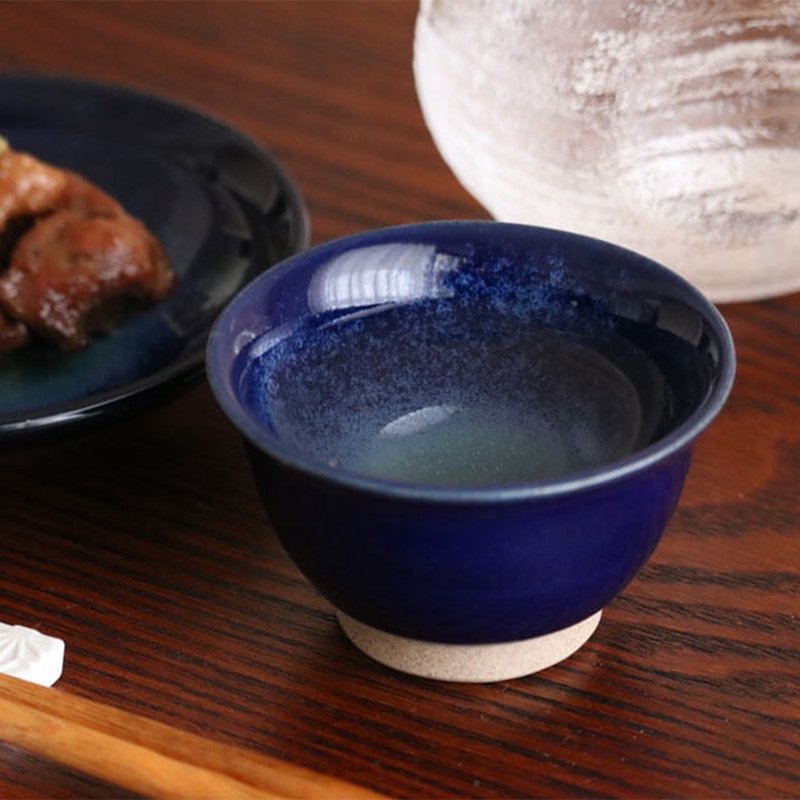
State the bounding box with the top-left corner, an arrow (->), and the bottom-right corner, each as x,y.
337,610 -> 602,682
0,622 -> 65,687
414,0 -> 800,302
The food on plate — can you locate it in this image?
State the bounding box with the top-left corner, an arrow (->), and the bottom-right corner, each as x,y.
0,307 -> 28,354
0,204 -> 174,350
0,136 -> 174,352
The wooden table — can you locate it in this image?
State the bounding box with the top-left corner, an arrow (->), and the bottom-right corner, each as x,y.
0,2 -> 798,797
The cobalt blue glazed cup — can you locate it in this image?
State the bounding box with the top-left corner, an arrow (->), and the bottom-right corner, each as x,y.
207,221 -> 735,682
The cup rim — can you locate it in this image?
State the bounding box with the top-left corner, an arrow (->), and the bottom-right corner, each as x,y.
206,220 -> 736,503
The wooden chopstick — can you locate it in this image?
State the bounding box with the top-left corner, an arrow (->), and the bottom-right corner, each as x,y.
0,673 -> 384,799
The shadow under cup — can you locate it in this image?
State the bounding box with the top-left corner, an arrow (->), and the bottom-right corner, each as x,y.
209,222 -> 734,681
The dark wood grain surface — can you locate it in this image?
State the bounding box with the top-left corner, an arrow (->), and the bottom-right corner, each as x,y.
0,2 -> 798,798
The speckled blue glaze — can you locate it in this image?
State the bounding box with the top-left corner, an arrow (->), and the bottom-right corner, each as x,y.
207,221 -> 735,644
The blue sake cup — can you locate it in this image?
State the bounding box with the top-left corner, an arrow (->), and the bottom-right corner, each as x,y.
207,221 -> 735,682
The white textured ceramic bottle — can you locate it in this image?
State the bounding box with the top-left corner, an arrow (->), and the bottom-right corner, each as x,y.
414,0 -> 800,302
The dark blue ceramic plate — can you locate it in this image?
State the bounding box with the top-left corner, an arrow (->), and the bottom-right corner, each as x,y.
0,73 -> 308,448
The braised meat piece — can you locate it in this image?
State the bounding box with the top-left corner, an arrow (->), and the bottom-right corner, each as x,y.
0,146 -> 72,226
0,207 -> 173,349
0,137 -> 174,351
0,307 -> 28,354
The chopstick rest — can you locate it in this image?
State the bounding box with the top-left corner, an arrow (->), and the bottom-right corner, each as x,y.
0,623 -> 64,687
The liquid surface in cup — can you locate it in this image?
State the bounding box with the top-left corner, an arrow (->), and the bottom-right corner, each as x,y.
345,335 -> 644,486
241,295 -> 683,489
